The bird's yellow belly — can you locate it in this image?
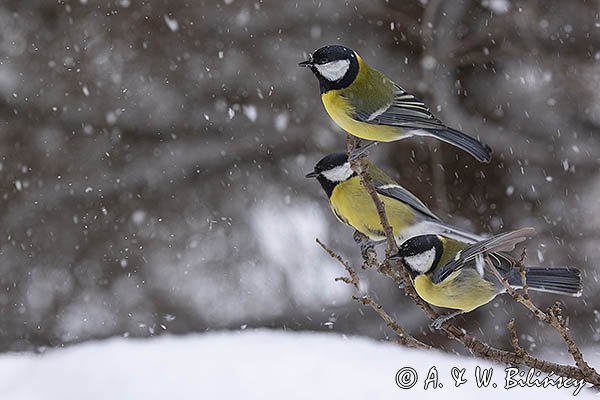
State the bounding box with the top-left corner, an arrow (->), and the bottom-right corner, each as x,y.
413,271 -> 497,312
330,180 -> 416,240
321,91 -> 400,142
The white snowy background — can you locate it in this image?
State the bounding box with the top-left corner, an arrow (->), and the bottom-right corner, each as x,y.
0,330 -> 597,399
0,0 -> 599,397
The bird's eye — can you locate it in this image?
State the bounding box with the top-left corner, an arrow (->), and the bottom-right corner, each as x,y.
321,58 -> 328,63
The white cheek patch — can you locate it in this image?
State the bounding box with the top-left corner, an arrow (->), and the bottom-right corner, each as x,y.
321,162 -> 353,182
315,59 -> 350,81
404,247 -> 436,273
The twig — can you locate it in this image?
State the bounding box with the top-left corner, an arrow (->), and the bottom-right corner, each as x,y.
488,257 -> 600,384
518,249 -> 530,300
548,303 -> 594,377
507,319 -> 527,358
316,237 -> 429,349
353,294 -> 431,350
316,238 -> 358,290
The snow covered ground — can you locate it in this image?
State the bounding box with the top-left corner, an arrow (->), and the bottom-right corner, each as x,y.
0,330 -> 593,399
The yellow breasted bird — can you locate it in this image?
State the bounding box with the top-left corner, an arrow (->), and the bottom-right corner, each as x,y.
306,153 -> 483,249
395,227 -> 582,328
299,45 -> 492,162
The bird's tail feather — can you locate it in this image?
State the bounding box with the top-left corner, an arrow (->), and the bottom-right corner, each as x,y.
424,127 -> 492,163
507,267 -> 582,296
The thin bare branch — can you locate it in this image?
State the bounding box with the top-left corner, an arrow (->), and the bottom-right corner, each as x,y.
488,256 -> 599,384
316,238 -> 428,349
518,249 -> 530,300
507,319 -> 527,358
353,295 -> 431,350
316,238 -> 359,290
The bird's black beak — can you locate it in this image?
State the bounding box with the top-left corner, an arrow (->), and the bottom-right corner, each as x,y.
298,59 -> 312,68
305,171 -> 319,178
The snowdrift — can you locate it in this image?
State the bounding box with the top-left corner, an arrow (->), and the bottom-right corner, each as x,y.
0,330 -> 592,399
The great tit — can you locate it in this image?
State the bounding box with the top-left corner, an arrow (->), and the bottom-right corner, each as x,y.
299,45 -> 492,163
395,227 -> 582,329
306,153 -> 483,248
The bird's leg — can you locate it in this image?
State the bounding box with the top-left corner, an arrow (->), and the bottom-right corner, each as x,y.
352,230 -> 369,244
349,140 -> 378,161
431,310 -> 464,330
353,230 -> 374,258
353,230 -> 381,261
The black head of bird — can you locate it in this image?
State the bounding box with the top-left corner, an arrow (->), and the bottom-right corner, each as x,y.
397,234 -> 444,277
299,45 -> 359,92
305,152 -> 355,197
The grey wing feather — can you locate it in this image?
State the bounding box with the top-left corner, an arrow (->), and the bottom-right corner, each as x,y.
354,85 -> 447,131
431,227 -> 535,284
457,227 -> 535,260
354,85 -> 492,163
431,254 -> 466,284
374,184 -> 441,222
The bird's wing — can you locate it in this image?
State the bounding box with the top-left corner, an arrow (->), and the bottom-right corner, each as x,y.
364,160 -> 441,221
353,84 -> 447,131
431,228 -> 535,284
374,184 -> 441,222
454,227 -> 535,261
350,82 -> 492,163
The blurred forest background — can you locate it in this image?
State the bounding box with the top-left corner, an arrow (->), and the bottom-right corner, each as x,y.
0,0 -> 599,355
